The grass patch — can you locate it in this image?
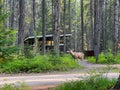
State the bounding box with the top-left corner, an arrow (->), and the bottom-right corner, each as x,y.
56,75 -> 117,90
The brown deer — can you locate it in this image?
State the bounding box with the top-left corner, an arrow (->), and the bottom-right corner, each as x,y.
69,50 -> 84,61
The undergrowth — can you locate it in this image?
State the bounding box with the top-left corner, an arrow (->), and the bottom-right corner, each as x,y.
0,54 -> 80,73
0,82 -> 30,90
56,74 -> 117,90
87,52 -> 120,64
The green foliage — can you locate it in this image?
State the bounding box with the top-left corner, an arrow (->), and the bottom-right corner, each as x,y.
87,52 -> 120,64
115,53 -> 120,61
87,56 -> 96,63
0,82 -> 30,90
0,29 -> 18,59
0,84 -> 16,90
60,54 -> 80,70
56,75 -> 116,90
24,45 -> 34,58
0,14 -> 18,60
0,54 -> 80,73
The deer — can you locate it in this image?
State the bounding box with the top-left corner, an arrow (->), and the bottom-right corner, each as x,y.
69,50 -> 84,61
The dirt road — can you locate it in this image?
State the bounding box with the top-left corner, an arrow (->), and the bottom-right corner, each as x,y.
0,60 -> 120,89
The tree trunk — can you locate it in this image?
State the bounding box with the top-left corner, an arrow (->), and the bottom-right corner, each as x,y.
4,0 -> 9,28
42,0 -> 46,54
89,0 -> 94,50
32,0 -> 36,32
81,0 -> 84,51
101,0 -> 106,52
53,0 -> 60,56
14,0 -> 19,31
68,0 -> 72,49
109,0 -> 114,51
32,0 -> 39,55
94,0 -> 100,62
113,0 -> 120,89
99,0 -> 105,52
10,0 -> 14,30
73,0 -> 77,51
63,0 -> 66,52
113,0 -> 119,55
18,0 -> 25,51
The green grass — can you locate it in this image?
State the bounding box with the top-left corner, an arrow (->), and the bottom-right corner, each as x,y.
0,54 -> 80,73
56,75 -> 117,90
87,52 -> 120,64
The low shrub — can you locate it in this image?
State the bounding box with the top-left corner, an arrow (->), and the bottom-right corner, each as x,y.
56,75 -> 117,90
87,56 -> 96,63
60,54 -> 80,69
0,82 -> 30,90
0,54 -> 80,73
87,52 -> 120,64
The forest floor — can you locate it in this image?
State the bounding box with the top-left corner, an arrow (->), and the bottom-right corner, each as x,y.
0,60 -> 120,90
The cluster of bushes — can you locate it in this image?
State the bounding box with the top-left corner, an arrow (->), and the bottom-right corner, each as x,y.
0,54 -> 80,73
87,52 -> 120,64
56,75 -> 117,90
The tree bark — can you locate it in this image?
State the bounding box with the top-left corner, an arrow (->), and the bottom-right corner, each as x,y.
53,0 -> 60,56
10,0 -> 14,30
68,0 -> 72,49
89,0 -> 94,50
73,0 -> 77,51
113,0 -> 120,89
32,0 -> 36,32
18,0 -> 25,51
4,0 -> 9,28
42,0 -> 46,54
81,0 -> 84,51
63,0 -> 66,52
94,0 -> 100,62
113,0 -> 119,55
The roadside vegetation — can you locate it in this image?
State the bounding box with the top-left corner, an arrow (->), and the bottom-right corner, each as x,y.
0,74 -> 117,90
56,74 -> 117,90
0,82 -> 30,90
87,52 -> 120,64
0,54 -> 80,73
